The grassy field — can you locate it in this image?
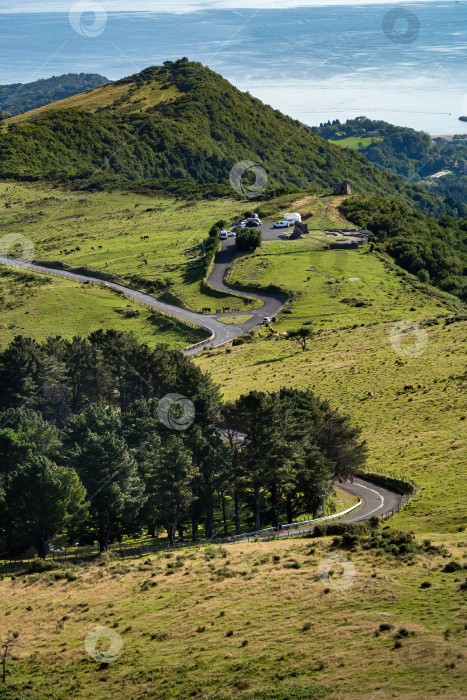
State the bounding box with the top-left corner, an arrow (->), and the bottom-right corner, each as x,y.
198,319 -> 466,534
329,136 -> 383,150
1,536 -> 465,699
0,185 -> 355,341
3,74 -> 182,126
0,181 -> 259,313
0,185 -> 345,318
200,244 -> 465,533
227,244 -> 459,332
0,266 -> 207,350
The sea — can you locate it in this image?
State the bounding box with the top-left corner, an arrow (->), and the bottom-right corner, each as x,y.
1,2 -> 467,135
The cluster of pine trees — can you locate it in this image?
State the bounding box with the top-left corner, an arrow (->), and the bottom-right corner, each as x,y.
0,331 -> 366,558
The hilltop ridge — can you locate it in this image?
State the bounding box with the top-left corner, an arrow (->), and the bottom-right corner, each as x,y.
0,59 -> 461,216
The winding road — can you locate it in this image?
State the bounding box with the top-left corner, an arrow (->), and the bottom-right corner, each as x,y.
0,245 -> 404,525
0,236 -> 284,356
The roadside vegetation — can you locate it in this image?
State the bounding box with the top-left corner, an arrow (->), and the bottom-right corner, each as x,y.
0,332 -> 367,558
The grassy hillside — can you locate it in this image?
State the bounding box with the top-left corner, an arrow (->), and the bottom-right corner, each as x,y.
0,73 -> 109,117
227,245 -> 458,331
0,60 -> 458,217
0,266 -> 207,350
1,536 -> 465,699
198,240 -> 465,533
0,181 -> 260,313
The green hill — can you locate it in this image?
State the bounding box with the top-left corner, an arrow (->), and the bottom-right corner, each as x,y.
0,73 -> 109,116
313,116 -> 467,206
0,60 -> 461,217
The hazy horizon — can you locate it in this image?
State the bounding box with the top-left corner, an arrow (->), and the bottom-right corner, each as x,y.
0,0 -> 457,12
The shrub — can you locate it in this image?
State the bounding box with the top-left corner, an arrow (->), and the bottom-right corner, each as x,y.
236,228 -> 262,251
379,623 -> 393,632
443,561 -> 463,573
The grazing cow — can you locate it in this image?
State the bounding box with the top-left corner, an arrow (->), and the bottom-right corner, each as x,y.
75,246 -> 81,251
404,384 -> 414,392
417,383 -> 422,390
143,259 -> 148,265
367,391 -> 374,398
91,246 -> 95,250
98,245 -> 103,249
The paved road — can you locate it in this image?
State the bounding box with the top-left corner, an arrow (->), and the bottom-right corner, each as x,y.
0,256 -> 241,353
1,256 -> 404,530
207,236 -> 284,333
0,232 -> 285,355
338,477 -> 402,522
234,478 -> 403,541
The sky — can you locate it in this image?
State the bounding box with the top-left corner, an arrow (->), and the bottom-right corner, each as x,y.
0,0 -> 452,12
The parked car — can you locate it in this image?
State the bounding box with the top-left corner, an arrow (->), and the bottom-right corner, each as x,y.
273,220 -> 291,228
262,317 -> 271,324
233,221 -> 246,230
227,230 -> 236,237
219,230 -> 228,240
246,219 -> 262,227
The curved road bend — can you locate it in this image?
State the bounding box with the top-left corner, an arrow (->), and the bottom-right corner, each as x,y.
1,240 -> 284,355
243,478 -> 403,541
207,236 -> 284,333
0,257 -> 241,353
1,254 -> 403,526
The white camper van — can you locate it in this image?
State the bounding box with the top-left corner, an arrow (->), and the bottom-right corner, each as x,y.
283,213 -> 302,223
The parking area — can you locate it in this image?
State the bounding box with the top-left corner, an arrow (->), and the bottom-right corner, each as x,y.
230,220 -> 294,242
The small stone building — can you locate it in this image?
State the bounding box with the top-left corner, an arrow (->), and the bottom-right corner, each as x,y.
333,182 -> 352,195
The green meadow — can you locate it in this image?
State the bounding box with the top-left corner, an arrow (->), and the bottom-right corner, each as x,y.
227,243 -> 459,331
197,318 -> 466,534
0,181 -> 258,313
0,266 -> 206,350
199,238 -> 465,534
329,135 -> 383,150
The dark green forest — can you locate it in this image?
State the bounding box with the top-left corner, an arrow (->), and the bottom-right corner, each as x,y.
312,116 -> 467,205
0,332 -> 366,558
0,73 -> 109,116
0,60 -> 464,217
339,195 -> 467,301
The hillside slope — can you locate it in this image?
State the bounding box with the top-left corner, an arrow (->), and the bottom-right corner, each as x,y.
0,73 -> 109,116
0,60 -> 459,216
